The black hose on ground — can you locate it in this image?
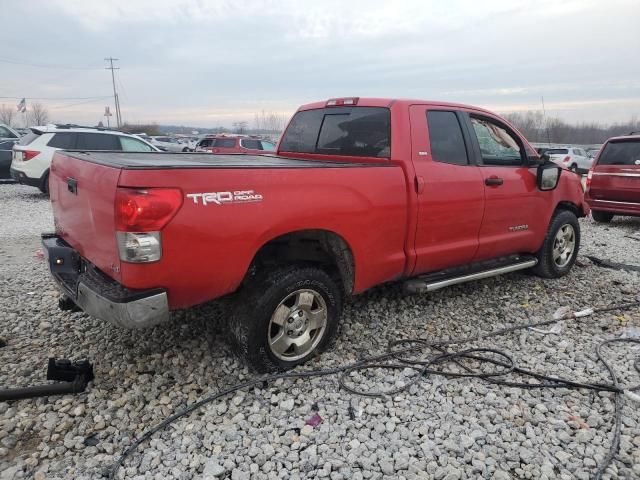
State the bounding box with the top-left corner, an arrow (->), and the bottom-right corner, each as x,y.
108,301 -> 640,480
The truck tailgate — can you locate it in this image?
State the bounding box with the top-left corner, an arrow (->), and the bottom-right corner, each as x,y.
50,152 -> 122,282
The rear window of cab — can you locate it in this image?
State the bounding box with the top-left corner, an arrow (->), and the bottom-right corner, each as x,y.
279,107 -> 391,158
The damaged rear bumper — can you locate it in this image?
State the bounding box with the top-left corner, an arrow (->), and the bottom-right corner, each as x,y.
41,234 -> 169,329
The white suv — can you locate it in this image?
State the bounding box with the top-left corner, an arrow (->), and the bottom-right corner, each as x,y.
546,147 -> 593,173
11,125 -> 159,193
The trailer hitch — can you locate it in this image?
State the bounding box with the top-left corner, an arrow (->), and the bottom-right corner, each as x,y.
0,358 -> 94,401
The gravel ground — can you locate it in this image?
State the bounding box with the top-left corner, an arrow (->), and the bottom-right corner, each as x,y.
0,183 -> 639,480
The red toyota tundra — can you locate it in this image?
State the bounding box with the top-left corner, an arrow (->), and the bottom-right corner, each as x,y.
43,98 -> 588,371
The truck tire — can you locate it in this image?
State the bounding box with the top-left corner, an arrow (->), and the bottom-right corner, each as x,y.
38,171 -> 49,195
229,265 -> 343,372
532,210 -> 580,279
592,210 -> 614,223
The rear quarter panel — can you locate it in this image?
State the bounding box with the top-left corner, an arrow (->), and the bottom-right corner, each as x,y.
118,165 -> 408,309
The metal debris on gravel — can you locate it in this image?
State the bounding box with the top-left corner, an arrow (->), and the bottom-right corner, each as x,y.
0,184 -> 639,479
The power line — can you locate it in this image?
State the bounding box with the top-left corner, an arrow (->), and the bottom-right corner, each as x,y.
0,56 -> 101,70
0,96 -> 111,100
105,57 -> 122,128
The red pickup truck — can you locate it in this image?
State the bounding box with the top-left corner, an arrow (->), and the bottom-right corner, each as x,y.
43,98 -> 587,371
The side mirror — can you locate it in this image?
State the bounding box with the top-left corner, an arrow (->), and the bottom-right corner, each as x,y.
537,163 -> 561,191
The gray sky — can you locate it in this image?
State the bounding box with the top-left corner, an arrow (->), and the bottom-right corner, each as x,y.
2,0 -> 639,128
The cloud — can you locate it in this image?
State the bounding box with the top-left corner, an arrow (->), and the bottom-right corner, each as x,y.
3,0 -> 639,126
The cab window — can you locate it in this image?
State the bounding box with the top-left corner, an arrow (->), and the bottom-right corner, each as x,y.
426,111 -> 468,166
470,116 -> 523,166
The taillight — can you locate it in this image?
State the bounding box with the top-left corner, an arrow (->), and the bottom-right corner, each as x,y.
586,169 -> 593,190
563,156 -> 571,163
326,97 -> 359,107
23,150 -> 40,161
115,188 -> 183,232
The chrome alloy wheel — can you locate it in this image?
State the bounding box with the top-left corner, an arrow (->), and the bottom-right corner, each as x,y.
553,224 -> 576,268
268,289 -> 328,361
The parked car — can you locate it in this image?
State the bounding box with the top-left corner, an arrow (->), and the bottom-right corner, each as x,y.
585,133 -> 640,222
586,147 -> 601,159
195,135 -> 276,154
546,147 -> 593,173
10,125 -> 159,193
0,124 -> 21,180
42,97 -> 587,371
149,136 -> 188,152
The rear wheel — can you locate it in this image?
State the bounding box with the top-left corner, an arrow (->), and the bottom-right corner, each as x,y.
182,147 -> 189,152
592,210 -> 614,223
532,210 -> 580,278
229,265 -> 342,372
38,171 -> 49,195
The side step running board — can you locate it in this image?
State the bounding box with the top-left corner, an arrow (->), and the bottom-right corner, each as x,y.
404,259 -> 538,294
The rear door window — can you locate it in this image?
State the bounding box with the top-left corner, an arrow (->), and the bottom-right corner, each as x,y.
280,107 -> 391,158
213,138 -> 237,148
47,133 -> 77,149
240,139 -> 262,150
426,111 -> 468,165
598,141 -> 640,166
76,133 -> 121,150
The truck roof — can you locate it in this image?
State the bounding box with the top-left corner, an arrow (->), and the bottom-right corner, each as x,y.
58,151 -> 393,170
297,97 -> 498,116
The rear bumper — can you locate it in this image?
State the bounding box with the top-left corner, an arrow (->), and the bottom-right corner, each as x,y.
11,167 -> 43,188
41,234 -> 170,329
585,197 -> 640,217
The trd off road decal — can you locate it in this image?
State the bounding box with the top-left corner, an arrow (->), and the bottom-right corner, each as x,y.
186,190 -> 263,206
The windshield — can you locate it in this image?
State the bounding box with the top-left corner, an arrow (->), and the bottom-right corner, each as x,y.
280,106 -> 391,158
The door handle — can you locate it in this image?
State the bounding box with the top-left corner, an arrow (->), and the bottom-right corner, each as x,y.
485,177 -> 504,186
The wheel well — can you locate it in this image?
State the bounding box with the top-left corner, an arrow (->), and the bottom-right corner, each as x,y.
248,230 -> 354,295
555,201 -> 585,218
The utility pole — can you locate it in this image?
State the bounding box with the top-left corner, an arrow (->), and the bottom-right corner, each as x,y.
541,96 -> 551,145
105,57 -> 122,128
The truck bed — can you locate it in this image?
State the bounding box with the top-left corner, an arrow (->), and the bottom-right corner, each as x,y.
49,150 -> 409,309
61,151 -> 385,170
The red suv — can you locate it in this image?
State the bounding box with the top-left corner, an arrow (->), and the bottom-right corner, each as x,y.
585,133 -> 640,222
195,135 -> 276,154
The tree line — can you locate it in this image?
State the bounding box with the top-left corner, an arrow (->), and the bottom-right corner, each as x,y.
0,102 -> 50,127
501,111 -> 640,145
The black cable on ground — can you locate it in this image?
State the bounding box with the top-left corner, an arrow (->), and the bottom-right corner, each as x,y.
108,301 -> 640,480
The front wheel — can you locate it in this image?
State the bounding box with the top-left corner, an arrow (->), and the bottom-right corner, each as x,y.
592,210 -> 614,223
229,265 -> 343,372
532,210 -> 580,278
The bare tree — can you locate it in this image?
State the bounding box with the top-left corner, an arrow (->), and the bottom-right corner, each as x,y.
253,110 -> 289,134
0,105 -> 15,126
28,102 -> 50,126
233,121 -> 248,134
